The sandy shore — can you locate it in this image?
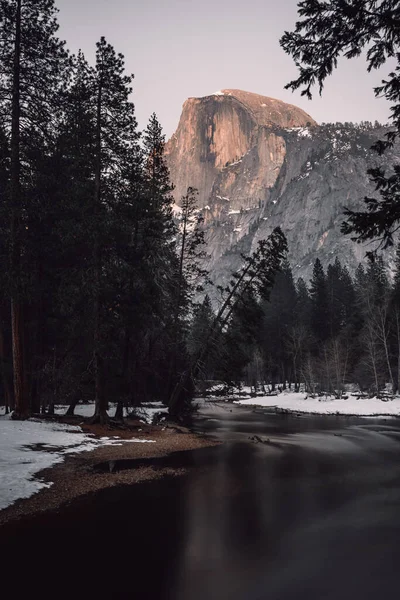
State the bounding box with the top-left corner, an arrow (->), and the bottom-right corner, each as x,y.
0,417 -> 219,527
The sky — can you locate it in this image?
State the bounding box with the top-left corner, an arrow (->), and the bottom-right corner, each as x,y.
55,0 -> 392,139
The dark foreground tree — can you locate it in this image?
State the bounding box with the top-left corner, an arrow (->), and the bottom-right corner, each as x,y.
0,0 -> 68,418
89,38 -> 139,423
280,0 -> 400,249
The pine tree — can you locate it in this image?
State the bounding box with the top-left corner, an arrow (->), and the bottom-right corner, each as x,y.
285,278 -> 312,390
223,289 -> 264,386
0,0 -> 69,418
309,258 -> 329,344
260,261 -> 297,387
176,187 -> 210,313
295,277 -> 312,331
168,227 -> 288,414
355,257 -> 392,393
281,0 -> 400,249
391,240 -> 400,392
139,113 -> 183,404
326,258 -> 343,338
0,126 -> 12,412
187,295 -> 215,377
49,51 -> 98,416
89,38 -> 139,423
142,112 -> 175,247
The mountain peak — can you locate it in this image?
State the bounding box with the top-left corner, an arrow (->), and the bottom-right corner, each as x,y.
166,89 -> 317,208
204,88 -> 317,129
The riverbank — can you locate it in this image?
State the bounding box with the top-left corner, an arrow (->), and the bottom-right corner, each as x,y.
234,391 -> 400,417
0,414 -> 219,527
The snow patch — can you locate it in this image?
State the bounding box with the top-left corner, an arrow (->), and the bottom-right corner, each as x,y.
287,127 -> 312,138
172,203 -> 182,215
0,415 -> 155,511
131,402 -> 169,424
234,391 -> 400,417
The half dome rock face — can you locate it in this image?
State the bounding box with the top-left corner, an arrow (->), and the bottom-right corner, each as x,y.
166,90 -> 399,286
165,89 -> 316,208
215,89 -> 315,129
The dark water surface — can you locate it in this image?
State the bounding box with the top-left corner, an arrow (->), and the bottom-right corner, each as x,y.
2,403 -> 400,600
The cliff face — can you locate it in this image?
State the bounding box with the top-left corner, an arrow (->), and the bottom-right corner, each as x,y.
166,90 -> 399,285
165,89 -> 315,208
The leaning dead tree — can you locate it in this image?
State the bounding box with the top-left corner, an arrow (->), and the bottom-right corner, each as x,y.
168,227 -> 288,415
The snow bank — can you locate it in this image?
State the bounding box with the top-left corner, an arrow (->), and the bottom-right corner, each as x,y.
130,402 -> 169,424
234,392 -> 400,417
0,415 -> 154,511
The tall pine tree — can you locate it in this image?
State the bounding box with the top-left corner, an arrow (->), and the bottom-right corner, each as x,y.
0,0 -> 69,418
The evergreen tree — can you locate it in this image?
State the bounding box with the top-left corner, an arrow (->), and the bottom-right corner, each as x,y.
176,186 -> 210,312
281,0 -> 400,249
0,0 -> 69,418
295,277 -> 312,331
260,261 -> 297,387
326,258 -> 343,338
88,37 -> 139,423
286,278 -> 312,389
390,240 -> 400,391
142,112 -> 175,249
222,290 -> 264,386
187,295 -> 215,380
139,113 -> 184,405
309,258 -> 329,344
169,228 -> 288,414
355,257 -> 392,393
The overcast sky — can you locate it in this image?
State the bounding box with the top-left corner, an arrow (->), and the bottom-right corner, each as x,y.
55,0 -> 392,138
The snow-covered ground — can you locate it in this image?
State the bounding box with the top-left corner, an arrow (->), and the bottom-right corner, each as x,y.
130,402 -> 169,424
53,402 -> 169,424
0,414 -> 155,511
234,392 -> 400,417
54,403 -> 99,418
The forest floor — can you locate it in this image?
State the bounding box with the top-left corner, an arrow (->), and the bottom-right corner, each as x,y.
0,412 -> 219,527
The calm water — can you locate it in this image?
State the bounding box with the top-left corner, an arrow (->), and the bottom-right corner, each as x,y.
2,403 -> 400,600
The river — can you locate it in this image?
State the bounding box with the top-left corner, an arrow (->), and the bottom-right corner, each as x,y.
2,402 -> 400,599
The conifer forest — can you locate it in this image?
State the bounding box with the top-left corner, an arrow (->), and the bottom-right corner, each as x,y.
2,3 -> 400,599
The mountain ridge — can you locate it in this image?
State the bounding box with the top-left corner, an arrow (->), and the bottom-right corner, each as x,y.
165,90 -> 398,286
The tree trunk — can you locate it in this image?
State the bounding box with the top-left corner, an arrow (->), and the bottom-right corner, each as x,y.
11,302 -> 28,418
0,325 -> 13,414
90,77 -> 108,425
396,311 -> 400,395
31,265 -> 45,414
10,0 -> 28,420
91,240 -> 108,423
66,387 -> 81,416
114,401 -> 124,421
93,350 -> 108,422
377,309 -> 394,393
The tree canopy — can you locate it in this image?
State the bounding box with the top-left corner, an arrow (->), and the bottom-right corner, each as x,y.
280,0 -> 400,250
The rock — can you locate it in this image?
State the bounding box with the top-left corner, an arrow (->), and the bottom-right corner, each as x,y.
165,89 -> 315,208
166,90 -> 399,289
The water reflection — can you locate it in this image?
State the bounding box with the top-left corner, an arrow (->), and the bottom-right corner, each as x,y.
2,404 -> 400,600
173,404 -> 400,599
